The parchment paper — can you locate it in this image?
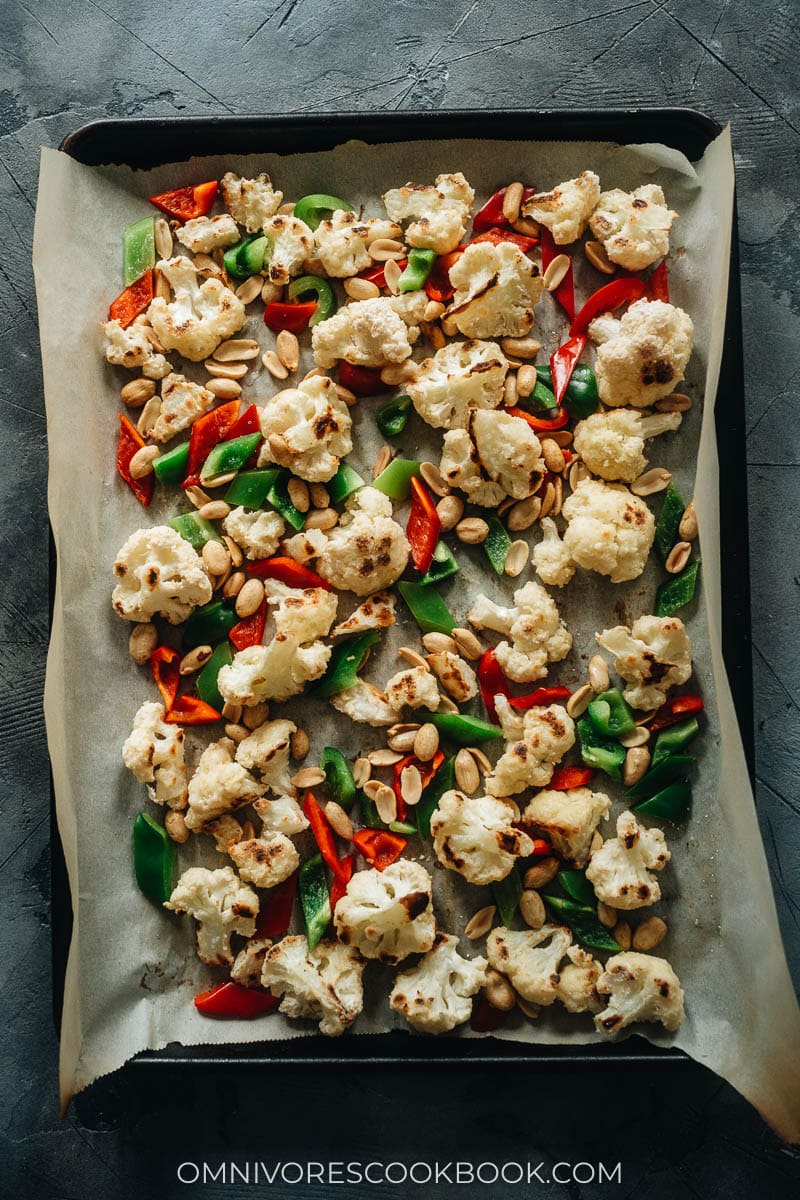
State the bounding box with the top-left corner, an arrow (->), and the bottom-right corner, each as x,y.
34,129 -> 800,1140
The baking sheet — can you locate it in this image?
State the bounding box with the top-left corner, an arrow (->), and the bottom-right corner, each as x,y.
34,129 -> 800,1139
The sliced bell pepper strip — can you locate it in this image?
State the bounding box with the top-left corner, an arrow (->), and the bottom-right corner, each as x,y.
149,180 -> 218,222
648,694 -> 704,733
540,226 -> 574,318
153,441 -> 190,486
648,259 -> 670,303
109,270 -> 154,329
133,812 -> 174,906
303,792 -> 350,883
389,820 -> 417,835
150,645 -> 180,710
183,600 -> 239,649
471,227 -> 538,253
376,393 -> 412,438
164,695 -> 222,725
421,711 -> 503,746
327,462 -> 365,504
299,853 -> 331,950
223,233 -> 269,279
424,247 -> 464,303
256,871 -> 297,938
634,781 -> 692,822
550,333 -> 587,407
397,581 -> 456,635
415,754 -> 456,840
168,512 -> 223,551
570,276 -> 647,337
359,259 -> 408,290
293,193 -> 353,230
543,895 -> 620,953
534,363 -> 599,419
492,867 -> 522,927
200,432 -> 263,485
321,747 -> 356,811
266,470 -> 305,530
654,480 -> 685,561
509,685 -> 572,712
398,248 -> 437,293
352,828 -> 407,871
329,854 -> 354,911
224,468 -> 279,510
288,275 -> 337,325
310,630 -> 381,699
507,405 -> 569,433
549,765 -> 594,790
372,457 -> 421,501
247,555 -> 330,590
651,716 -> 700,767
337,361 -> 386,397
123,216 -> 156,287
557,869 -> 596,907
229,600 -> 267,651
626,754 -> 696,802
656,561 -> 700,618
183,401 -> 241,486
470,995 -> 509,1032
419,540 -> 459,587
196,641 -> 233,710
226,403 -> 262,441
576,717 -> 625,782
264,300 -> 317,334
482,515 -> 513,576
117,413 -> 154,506
407,476 -> 441,573
477,647 -> 511,722
194,981 -> 279,1018
471,185 -> 535,233
587,689 -> 637,738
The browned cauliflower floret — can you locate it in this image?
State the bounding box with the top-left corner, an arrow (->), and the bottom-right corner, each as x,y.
331,679 -> 401,727
331,591 -> 396,638
102,314 -> 171,378
557,946 -> 603,1014
407,338 -> 508,429
431,790 -> 533,885
312,293 -> 427,368
467,581 -> 571,684
313,210 -> 402,277
122,700 -> 187,809
572,408 -> 682,483
596,615 -> 693,710
383,172 -> 474,254
487,924 -> 573,1006
560,478 -> 655,584
112,525 -> 212,624
147,256 -> 245,361
257,375 -> 353,483
440,409 -> 544,507
221,172 -> 283,231
384,666 -> 441,712
522,786 -> 611,866
184,737 -> 265,831
333,861 -> 436,965
589,185 -> 677,270
595,952 -> 685,1034
262,215 -> 315,284
316,487 -> 409,596
150,373 -> 215,443
262,935 -> 365,1036
589,299 -> 693,408
176,214 -> 239,254
228,833 -> 299,889
522,171 -> 601,243
164,866 -> 258,966
586,810 -> 670,910
390,933 -> 487,1033
447,241 -> 543,338
487,698 -> 575,798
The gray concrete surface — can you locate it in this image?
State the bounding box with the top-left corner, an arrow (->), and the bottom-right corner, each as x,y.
1,0 -> 799,1195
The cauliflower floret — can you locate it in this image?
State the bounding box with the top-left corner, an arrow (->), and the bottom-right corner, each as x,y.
384,666 -> 441,711
521,171 -> 601,244
331,680 -> 401,727
316,486 -> 410,595
440,409 -> 544,507
221,172 -> 283,232
103,314 -> 171,379
228,833 -> 299,890
522,787 -> 611,867
235,719 -> 296,793
431,790 -> 533,885
257,375 -> 353,483
447,241 -> 543,338
202,813 -> 245,852
150,373 -> 216,443
332,590 -> 395,637
222,506 -> 285,561
176,213 -> 240,254
311,293 -> 427,369
573,408 -> 682,483
261,214 -> 314,283
147,256 -> 246,361
383,172 -> 474,254
557,946 -> 603,1014
586,810 -> 670,910
122,700 -> 187,808
590,299 -> 694,408
589,185 -> 678,271
487,924 -> 572,1005
334,860 -> 436,964
283,527 -> 328,565
407,339 -> 508,430
595,952 -> 685,1034
184,737 -> 265,831
262,935 -> 365,1037
112,525 -> 212,624
164,866 -> 258,966
467,581 -> 571,684
390,932 -> 487,1033
426,652 -> 478,703
596,615 -> 693,710
253,793 -> 309,838
313,210 -> 402,277
560,478 -> 654,584
231,935 -> 273,988
487,698 -> 575,798
532,517 -> 576,588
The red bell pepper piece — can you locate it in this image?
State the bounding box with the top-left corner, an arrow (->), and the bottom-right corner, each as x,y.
164,695 -> 222,725
109,270 -> 154,329
424,247 -> 464,303
477,647 -> 512,722
407,477 -> 441,573
337,361 -> 386,397
264,300 -> 317,334
471,228 -> 537,253
303,792 -> 350,883
509,685 -> 572,711
256,872 -> 297,937
182,400 -> 241,486
329,854 -> 354,911
247,556 -> 332,590
149,180 -> 218,222
360,259 -> 408,289
229,600 -> 267,651
150,645 -> 180,710
226,403 -> 261,441
117,413 -> 154,507
471,186 -> 536,234
648,694 -> 704,732
392,750 -> 445,821
549,765 -> 594,790
648,259 -> 670,303
352,828 -> 407,871
570,276 -> 647,337
540,227 -> 575,319
470,995 -> 509,1032
507,405 -> 570,433
550,333 -> 587,407
194,981 -> 279,1019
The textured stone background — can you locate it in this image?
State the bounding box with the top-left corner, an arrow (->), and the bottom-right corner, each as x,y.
2,0 -> 799,1195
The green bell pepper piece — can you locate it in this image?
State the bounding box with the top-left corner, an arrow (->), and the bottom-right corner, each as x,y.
398,248 -> 437,292
557,869 -> 595,907
420,711 -> 504,746
536,363 -> 598,417
359,787 -> 384,829
651,717 -> 700,768
183,600 -> 239,649
416,755 -> 456,839
626,754 -> 695,802
168,513 -> 223,551
299,853 -> 332,949
376,393 -> 413,438
372,458 -> 421,501
133,811 -> 174,905
310,630 -> 381,699
223,233 -> 269,278
389,820 -> 417,835
293,193 -> 353,231
397,581 -> 456,635
544,895 -> 620,953
482,515 -> 513,575
531,378 -> 559,411
655,561 -> 700,617
635,781 -> 692,822
420,540 -> 460,586
123,216 -> 156,287
493,867 -> 523,928
321,747 -> 356,810
224,468 -> 279,509
586,688 -> 637,738
327,462 -> 365,504
654,481 -> 685,561
152,441 -> 189,485
287,275 -> 337,325
200,432 -> 263,485
577,717 -> 625,782
266,470 -> 305,530
196,641 -> 234,710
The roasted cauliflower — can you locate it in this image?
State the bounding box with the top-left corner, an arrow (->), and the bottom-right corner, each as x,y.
103,314 -> 171,379
522,786 -> 611,866
312,293 -> 427,368
257,375 -> 353,482
589,185 -> 677,271
521,171 -> 601,243
467,580 -> 571,684
487,698 -> 575,798
331,591 -> 396,638
589,299 -> 694,408
559,478 -> 655,584
407,338 -> 508,430
595,952 -> 685,1033
316,486 -> 409,595
313,209 -> 402,277
586,810 -> 670,910
383,172 -> 474,254
228,833 -> 299,890
221,172 -> 283,231
431,790 -> 534,885
384,666 -> 441,712
112,525 -> 212,624
222,506 -> 285,561
150,373 -> 215,444
175,213 -> 240,254
184,737 -> 265,831
262,214 -> 315,284
487,924 -> 573,1006
447,241 -> 543,338
262,935 -> 366,1037
333,860 -> 436,965
164,866 -> 258,966
596,615 -> 693,710
440,409 -> 544,507
235,718 -> 296,794
331,680 -> 401,727
572,408 -> 682,483
147,255 -> 245,361
122,700 -> 187,808
390,933 -> 487,1033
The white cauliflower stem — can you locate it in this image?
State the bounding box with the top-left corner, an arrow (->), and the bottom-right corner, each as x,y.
334,861 -> 436,964
595,952 -> 685,1033
184,737 -> 265,831
122,701 -> 187,808
407,339 -> 508,430
596,615 -> 693,710
487,698 -> 575,798
384,667 -> 441,712
522,787 -> 611,866
573,409 -> 682,483
390,933 -> 487,1033
440,409 -> 544,507
533,517 -> 576,588
586,810 -> 670,910
383,172 -> 474,254
332,591 -> 395,637
257,375 -> 353,483
147,256 -> 245,361
560,478 -> 655,584
468,580 -> 571,683
487,924 -> 573,1005
112,525 -> 211,624
165,866 -> 258,966
431,790 -> 533,885
590,299 -> 694,408
316,486 -> 409,595
262,935 -> 365,1037
447,241 -> 543,338
522,171 -> 601,243
589,185 -> 677,271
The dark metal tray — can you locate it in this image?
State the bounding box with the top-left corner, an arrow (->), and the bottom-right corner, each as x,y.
52,108 -> 750,1071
